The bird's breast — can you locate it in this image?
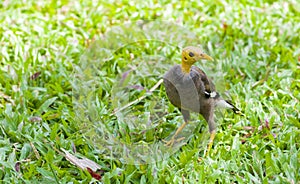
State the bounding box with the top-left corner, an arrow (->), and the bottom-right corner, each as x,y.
175,75 -> 201,112
164,65 -> 201,112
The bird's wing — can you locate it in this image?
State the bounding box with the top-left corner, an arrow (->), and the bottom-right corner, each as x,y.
180,108 -> 190,122
190,66 -> 216,98
190,66 -> 241,114
163,65 -> 182,108
163,77 -> 181,108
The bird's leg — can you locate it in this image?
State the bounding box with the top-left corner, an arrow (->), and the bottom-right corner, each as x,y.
164,121 -> 187,146
205,130 -> 216,157
198,130 -> 216,162
164,109 -> 190,146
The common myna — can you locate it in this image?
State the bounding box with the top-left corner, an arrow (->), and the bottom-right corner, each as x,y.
163,46 -> 240,155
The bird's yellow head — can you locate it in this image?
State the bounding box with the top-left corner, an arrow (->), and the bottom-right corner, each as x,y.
181,46 -> 213,74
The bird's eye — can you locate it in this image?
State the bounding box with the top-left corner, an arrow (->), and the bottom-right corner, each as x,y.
189,52 -> 194,57
184,57 -> 187,60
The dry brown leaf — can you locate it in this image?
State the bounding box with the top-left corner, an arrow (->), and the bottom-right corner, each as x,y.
61,148 -> 103,180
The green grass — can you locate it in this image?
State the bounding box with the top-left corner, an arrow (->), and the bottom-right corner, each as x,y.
0,0 -> 299,183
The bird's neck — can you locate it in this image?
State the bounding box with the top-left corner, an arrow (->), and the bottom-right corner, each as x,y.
181,62 -> 192,74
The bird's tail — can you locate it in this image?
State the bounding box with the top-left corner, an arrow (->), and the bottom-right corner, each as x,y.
225,100 -> 242,114
215,99 -> 243,115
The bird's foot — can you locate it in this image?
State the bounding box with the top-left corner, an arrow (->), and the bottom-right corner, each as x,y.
197,140 -> 213,162
163,137 -> 185,147
204,130 -> 216,157
204,141 -> 213,157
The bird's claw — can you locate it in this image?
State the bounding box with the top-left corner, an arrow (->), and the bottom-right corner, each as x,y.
198,141 -> 213,161
163,139 -> 175,147
163,137 -> 185,147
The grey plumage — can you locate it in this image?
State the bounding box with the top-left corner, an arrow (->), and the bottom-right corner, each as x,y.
163,65 -> 239,133
162,46 -> 240,153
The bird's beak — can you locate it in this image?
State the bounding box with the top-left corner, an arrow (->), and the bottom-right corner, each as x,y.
202,53 -> 213,61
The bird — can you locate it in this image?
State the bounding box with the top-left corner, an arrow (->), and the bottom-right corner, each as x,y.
163,46 -> 240,156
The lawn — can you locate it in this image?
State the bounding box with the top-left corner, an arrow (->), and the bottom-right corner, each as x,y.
0,0 -> 299,183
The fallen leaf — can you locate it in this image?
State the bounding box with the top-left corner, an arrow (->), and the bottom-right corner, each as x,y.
0,91 -> 15,106
127,85 -> 145,91
61,148 -> 103,180
30,142 -> 40,159
243,126 -> 255,131
30,71 -> 41,80
87,167 -> 102,180
15,162 -> 20,172
29,116 -> 42,123
119,69 -> 132,85
265,119 -> 270,130
241,133 -> 252,144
